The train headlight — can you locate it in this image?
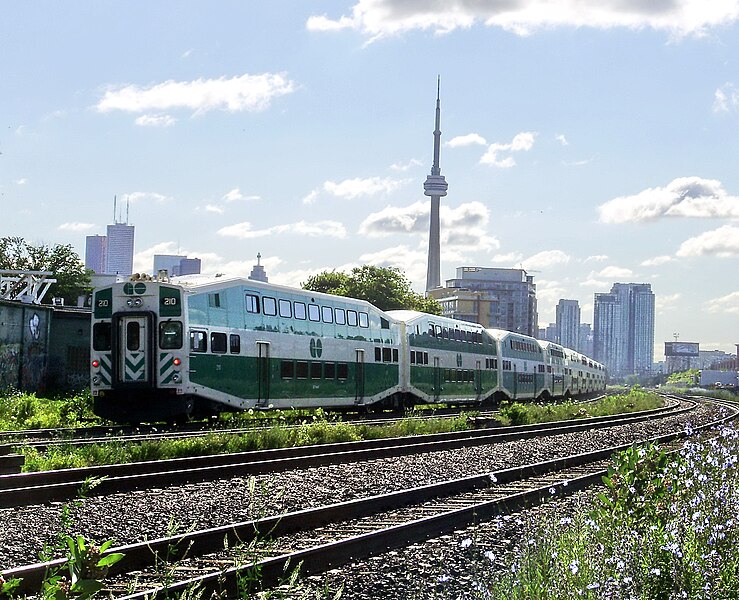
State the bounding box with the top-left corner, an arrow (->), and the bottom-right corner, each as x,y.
126,298 -> 134,308
92,375 -> 100,384
134,298 -> 143,307
172,373 -> 180,382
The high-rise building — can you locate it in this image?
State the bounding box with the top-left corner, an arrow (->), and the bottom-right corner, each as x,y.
556,299 -> 580,349
176,257 -> 201,276
84,235 -> 107,274
106,222 -> 135,277
431,267 -> 538,336
424,77 -> 448,294
578,323 -> 594,357
593,283 -> 655,376
153,254 -> 201,277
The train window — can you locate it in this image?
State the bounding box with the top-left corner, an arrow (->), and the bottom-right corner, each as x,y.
492,358 -> 498,369
359,312 -> 369,328
347,310 -> 358,327
410,351 -> 416,364
380,317 -> 390,330
310,362 -> 322,379
190,330 -> 207,353
442,327 -> 448,339
126,322 -> 140,351
321,306 -> 333,323
229,334 -> 240,354
208,293 -> 221,308
245,294 -> 260,314
423,352 -> 429,365
435,325 -> 442,337
93,323 -> 112,351
211,332 -> 227,353
308,304 -> 320,322
547,365 -> 552,373
428,324 -> 435,337
337,362 -> 348,380
382,347 -> 391,362
375,347 -> 382,362
159,321 -> 183,349
294,302 -> 306,320
393,348 -> 398,362
281,360 -> 294,379
335,308 -> 346,325
263,297 -> 277,316
278,299 -> 292,318
324,362 -> 336,379
296,361 -> 308,379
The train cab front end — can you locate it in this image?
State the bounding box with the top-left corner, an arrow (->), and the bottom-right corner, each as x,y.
90,279 -> 191,423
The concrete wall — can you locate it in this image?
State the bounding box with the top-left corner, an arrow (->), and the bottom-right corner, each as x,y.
47,309 -> 90,392
0,300 -> 52,392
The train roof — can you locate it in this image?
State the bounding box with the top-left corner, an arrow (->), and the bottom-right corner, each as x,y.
386,310 -> 486,330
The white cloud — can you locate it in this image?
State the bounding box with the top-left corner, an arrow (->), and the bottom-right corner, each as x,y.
96,73 -> 296,116
706,290 -> 739,314
58,222 -> 95,232
597,265 -> 634,278
302,189 -> 320,205
217,220 -> 347,239
641,255 -> 673,267
222,188 -> 261,203
307,0 -> 739,39
390,158 -> 423,171
555,134 -> 569,146
126,191 -> 171,204
323,176 -> 408,200
135,114 -> 177,127
520,250 -> 570,271
480,132 -> 536,168
714,83 -> 739,114
584,255 -> 609,263
358,200 -> 490,238
446,133 -> 487,148
656,293 -> 681,311
676,225 -> 739,257
490,252 -> 524,265
204,204 -> 224,214
14,178 -> 27,185
598,176 -> 739,224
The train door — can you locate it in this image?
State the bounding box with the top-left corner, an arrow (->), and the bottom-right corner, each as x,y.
354,349 -> 365,403
115,313 -> 153,386
475,360 -> 482,398
433,357 -> 441,401
256,342 -> 270,407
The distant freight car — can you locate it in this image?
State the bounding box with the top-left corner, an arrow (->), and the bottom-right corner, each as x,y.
90,276 -> 606,423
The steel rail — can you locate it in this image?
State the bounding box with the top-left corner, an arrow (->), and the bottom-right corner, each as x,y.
0,399 -> 689,507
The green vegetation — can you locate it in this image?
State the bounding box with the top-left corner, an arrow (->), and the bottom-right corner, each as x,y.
15,390 -> 662,472
497,389 -> 663,426
0,389 -> 99,431
302,265 -> 442,315
666,369 -> 700,386
480,427 -> 739,598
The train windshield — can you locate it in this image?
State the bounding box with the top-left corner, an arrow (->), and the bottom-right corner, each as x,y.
92,323 -> 112,351
159,321 -> 183,349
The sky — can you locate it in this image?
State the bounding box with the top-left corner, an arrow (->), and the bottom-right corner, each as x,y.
2,1 -> 738,356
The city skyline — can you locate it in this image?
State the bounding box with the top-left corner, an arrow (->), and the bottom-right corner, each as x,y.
2,2 -> 738,353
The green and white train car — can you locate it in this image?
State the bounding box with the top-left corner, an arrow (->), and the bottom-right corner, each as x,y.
387,311 -> 498,405
486,328 -> 547,401
91,277 -> 404,422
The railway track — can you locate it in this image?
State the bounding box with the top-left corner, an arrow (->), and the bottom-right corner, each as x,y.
4,395 -> 735,598
0,397 -> 685,508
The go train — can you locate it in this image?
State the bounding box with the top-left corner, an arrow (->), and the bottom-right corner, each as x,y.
90,276 -> 606,423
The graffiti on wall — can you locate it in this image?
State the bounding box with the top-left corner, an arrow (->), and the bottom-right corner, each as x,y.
0,343 -> 20,389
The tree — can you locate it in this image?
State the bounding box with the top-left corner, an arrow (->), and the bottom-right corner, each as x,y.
0,237 -> 92,305
303,265 -> 442,315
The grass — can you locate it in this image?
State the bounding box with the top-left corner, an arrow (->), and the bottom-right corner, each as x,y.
0,389 -> 100,431
13,389 -> 664,472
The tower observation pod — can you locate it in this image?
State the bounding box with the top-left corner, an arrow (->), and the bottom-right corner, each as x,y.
425,77 -> 448,294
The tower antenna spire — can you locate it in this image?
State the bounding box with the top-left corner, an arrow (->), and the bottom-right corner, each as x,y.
424,75 -> 449,294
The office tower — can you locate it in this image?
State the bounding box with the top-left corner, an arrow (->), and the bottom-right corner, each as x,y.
106,222 -> 135,277
433,267 -> 538,336
594,283 -> 655,376
556,299 -> 580,349
424,78 -> 448,294
85,235 -> 107,274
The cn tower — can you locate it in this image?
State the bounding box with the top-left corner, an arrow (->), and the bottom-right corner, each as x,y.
424,77 -> 448,294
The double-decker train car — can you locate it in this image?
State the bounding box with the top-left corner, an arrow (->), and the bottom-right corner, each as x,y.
90,275 -> 607,423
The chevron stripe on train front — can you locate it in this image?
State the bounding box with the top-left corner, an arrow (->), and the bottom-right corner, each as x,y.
159,353 -> 176,384
98,354 -> 112,386
125,352 -> 146,381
